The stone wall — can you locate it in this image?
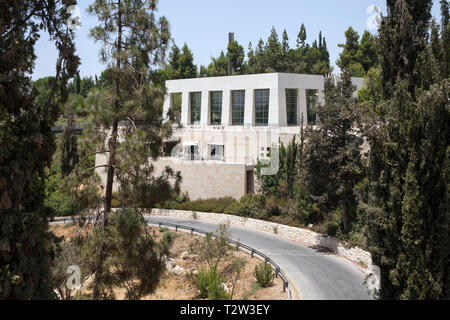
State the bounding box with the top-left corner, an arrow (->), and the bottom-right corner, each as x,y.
151,159 -> 250,200
149,208 -> 373,268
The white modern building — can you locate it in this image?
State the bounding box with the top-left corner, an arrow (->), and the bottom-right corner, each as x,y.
96,73 -> 364,200
154,73 -> 364,199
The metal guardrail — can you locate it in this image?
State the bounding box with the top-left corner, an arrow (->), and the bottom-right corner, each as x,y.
149,220 -> 292,300
51,216 -> 293,300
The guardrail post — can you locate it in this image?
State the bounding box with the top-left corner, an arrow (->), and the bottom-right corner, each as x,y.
191,228 -> 193,235
175,225 -> 178,232
251,249 -> 254,258
159,222 -> 161,228
283,281 -> 287,293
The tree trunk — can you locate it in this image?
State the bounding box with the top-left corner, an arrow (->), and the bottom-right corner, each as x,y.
92,0 -> 122,299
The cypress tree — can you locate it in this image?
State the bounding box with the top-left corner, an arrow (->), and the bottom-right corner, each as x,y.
60,111 -> 78,177
297,23 -> 307,48
303,71 -> 364,233
0,0 -> 79,299
362,0 -> 449,299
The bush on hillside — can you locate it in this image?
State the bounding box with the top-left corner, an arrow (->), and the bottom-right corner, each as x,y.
176,197 -> 237,213
195,268 -> 229,300
253,261 -> 274,288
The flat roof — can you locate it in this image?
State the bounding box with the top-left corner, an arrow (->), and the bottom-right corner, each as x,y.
165,72 -> 324,83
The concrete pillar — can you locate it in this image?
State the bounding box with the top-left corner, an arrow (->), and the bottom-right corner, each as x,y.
278,88 -> 287,127
181,91 -> 189,125
268,88 -> 279,126
221,90 -> 231,126
200,90 -> 209,125
244,89 -> 254,125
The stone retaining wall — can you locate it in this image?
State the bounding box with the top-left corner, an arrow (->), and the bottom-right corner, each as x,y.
149,208 -> 373,269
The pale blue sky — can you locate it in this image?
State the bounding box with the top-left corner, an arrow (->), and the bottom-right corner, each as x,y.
32,0 -> 443,80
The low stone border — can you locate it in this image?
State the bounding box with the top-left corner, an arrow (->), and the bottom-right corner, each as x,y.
149,208 -> 373,269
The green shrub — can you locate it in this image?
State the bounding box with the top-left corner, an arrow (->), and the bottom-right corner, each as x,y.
265,196 -> 282,216
223,201 -> 240,215
268,215 -> 304,229
233,194 -> 265,218
326,221 -> 339,236
159,192 -> 190,209
45,188 -> 75,216
176,197 -> 237,213
195,268 -> 229,300
253,262 -> 274,288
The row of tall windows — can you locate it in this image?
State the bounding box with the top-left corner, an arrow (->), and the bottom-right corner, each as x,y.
174,89 -> 318,126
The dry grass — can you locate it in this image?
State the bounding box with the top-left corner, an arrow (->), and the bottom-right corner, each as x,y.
51,224 -> 288,300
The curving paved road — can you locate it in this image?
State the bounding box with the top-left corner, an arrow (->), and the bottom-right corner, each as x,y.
145,216 -> 373,300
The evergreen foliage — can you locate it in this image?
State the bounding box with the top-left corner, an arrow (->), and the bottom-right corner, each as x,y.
0,0 -> 79,299
337,28 -> 378,76
253,261 -> 274,288
164,43 -> 198,79
302,72 -> 364,233
360,0 -> 449,299
246,25 -> 332,75
68,0 -> 181,299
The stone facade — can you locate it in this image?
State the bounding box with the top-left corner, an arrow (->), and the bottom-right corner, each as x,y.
151,159 -> 253,200
95,73 -> 365,199
149,208 -> 373,269
155,73 -> 364,199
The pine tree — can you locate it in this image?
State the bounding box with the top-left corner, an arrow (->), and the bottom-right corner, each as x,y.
265,27 -> 283,72
337,27 -> 364,77
179,43 -> 198,79
227,40 -> 245,74
168,44 -> 181,78
359,31 -> 378,73
206,51 -> 228,77
83,0 -> 181,299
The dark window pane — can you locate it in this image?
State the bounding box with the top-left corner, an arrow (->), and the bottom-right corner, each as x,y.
190,92 -> 201,124
285,89 -> 298,126
231,90 -> 245,125
255,89 -> 269,125
171,93 -> 182,122
306,89 -> 318,125
209,91 -> 222,125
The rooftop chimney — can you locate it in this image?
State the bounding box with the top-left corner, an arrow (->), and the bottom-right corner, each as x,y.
228,32 -> 235,76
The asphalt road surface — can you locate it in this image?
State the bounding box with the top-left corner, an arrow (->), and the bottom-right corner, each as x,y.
145,216 -> 373,300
